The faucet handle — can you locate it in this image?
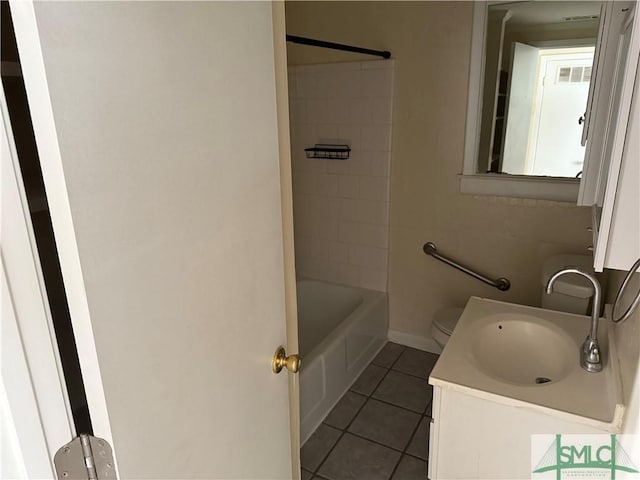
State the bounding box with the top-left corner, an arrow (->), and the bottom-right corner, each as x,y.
581,337 -> 602,373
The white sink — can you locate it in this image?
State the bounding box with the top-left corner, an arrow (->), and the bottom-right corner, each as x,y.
430,297 -> 624,430
471,313 -> 576,385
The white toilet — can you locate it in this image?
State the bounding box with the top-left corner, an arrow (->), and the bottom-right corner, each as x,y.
430,254 -> 595,350
539,254 -> 595,314
430,307 -> 465,350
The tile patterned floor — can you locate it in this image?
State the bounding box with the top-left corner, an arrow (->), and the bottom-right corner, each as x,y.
300,342 -> 439,480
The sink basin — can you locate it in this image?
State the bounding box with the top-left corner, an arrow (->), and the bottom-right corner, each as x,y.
429,297 -> 623,428
471,313 -> 576,385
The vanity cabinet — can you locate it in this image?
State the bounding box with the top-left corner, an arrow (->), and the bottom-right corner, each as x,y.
427,298 -> 625,479
428,386 -> 615,479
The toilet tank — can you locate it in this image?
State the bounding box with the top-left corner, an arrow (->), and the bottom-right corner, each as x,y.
541,254 -> 595,314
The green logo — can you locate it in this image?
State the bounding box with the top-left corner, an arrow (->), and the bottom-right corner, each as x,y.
532,434 -> 639,479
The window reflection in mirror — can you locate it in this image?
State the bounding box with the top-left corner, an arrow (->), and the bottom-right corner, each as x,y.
478,1 -> 602,178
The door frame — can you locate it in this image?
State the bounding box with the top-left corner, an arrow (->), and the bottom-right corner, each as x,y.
9,0 -> 117,465
1,82 -> 74,477
270,2 -> 302,477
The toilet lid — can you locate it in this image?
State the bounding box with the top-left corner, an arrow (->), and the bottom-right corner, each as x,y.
433,307 -> 464,335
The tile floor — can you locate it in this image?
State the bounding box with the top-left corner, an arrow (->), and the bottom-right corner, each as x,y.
300,342 -> 439,480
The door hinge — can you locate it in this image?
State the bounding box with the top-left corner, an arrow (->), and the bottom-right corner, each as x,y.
54,434 -> 116,480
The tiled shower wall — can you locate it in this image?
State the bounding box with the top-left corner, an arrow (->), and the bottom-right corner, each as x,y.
288,60 -> 394,292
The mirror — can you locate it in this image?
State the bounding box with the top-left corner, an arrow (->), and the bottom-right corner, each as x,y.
477,1 -> 602,178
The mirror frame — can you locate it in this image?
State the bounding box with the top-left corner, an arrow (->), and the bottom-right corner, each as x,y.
460,0 -> 587,202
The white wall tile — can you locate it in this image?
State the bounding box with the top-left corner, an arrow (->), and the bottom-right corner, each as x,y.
318,174 -> 339,196
294,217 -> 314,238
328,70 -> 362,99
307,99 -> 330,124
370,97 -> 393,125
291,155 -> 309,174
325,262 -> 340,283
338,175 -> 360,198
370,151 -> 391,177
327,197 -> 342,218
348,153 -> 371,176
339,198 -> 360,222
359,223 -> 388,248
307,158 -> 328,174
293,173 -> 316,194
337,125 -> 361,150
327,159 -> 350,175
328,241 -> 349,264
361,125 -> 392,152
365,247 -> 389,270
338,221 -> 360,243
359,176 -> 389,202
296,73 -> 318,98
288,73 -> 297,100
348,244 -> 367,266
359,266 -> 387,292
338,263 -> 360,286
309,238 -> 329,260
290,60 -> 394,291
315,124 -> 340,142
357,200 -> 389,226
295,235 -> 313,258
361,68 -> 393,98
289,99 -> 307,125
315,217 -> 338,241
361,59 -> 394,70
306,258 -> 329,281
307,195 -> 329,219
298,124 -> 317,150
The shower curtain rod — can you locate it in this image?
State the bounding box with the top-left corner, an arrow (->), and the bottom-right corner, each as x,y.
286,34 -> 391,59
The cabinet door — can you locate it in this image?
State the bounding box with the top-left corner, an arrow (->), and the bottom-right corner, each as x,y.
579,2 -> 636,207
593,4 -> 640,271
598,58 -> 640,271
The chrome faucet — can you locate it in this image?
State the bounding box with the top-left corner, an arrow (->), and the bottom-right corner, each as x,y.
545,267 -> 603,373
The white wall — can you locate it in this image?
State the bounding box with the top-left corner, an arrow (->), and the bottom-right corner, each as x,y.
289,60 -> 394,291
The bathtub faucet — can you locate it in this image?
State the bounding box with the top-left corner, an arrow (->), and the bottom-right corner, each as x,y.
545,267 -> 602,373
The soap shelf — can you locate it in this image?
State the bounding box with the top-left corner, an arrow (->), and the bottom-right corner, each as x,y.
305,144 -> 350,160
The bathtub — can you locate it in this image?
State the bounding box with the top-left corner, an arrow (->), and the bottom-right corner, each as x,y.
297,279 -> 388,445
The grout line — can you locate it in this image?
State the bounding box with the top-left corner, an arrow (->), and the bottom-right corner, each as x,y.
356,394 -> 425,416
307,426 -> 344,477
338,429 -> 409,454
388,453 -> 405,480
305,343 -> 437,478
313,354 -> 395,476
404,451 -> 428,463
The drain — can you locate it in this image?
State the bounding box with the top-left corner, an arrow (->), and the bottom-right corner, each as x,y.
535,377 -> 552,384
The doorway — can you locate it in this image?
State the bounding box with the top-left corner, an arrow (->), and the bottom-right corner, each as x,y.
527,47 -> 595,177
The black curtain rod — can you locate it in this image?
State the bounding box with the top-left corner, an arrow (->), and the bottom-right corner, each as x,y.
286,34 -> 391,59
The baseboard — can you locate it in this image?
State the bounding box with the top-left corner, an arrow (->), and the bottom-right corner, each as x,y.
387,330 -> 442,355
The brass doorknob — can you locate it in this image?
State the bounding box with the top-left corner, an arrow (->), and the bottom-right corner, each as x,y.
272,346 -> 301,374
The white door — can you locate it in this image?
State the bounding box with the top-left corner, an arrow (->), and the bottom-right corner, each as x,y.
528,54 -> 594,177
11,1 -> 297,478
1,88 -> 74,478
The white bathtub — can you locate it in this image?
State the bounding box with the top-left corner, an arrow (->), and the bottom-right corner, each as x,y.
297,279 -> 388,445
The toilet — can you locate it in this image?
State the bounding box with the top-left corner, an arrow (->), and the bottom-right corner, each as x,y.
430,307 -> 465,350
430,254 -> 595,350
540,254 -> 595,314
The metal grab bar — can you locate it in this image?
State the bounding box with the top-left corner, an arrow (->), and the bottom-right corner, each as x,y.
423,242 -> 511,291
